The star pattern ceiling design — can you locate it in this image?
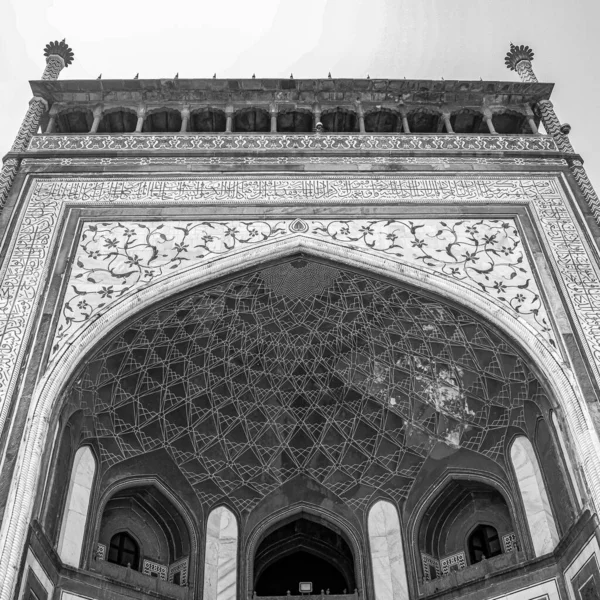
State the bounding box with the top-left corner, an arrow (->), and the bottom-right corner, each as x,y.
68,259 -> 549,513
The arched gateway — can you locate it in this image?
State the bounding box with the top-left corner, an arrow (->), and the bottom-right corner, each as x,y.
12,254 -> 586,599
2,39 -> 600,600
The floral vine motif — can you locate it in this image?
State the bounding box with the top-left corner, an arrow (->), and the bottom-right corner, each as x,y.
28,133 -> 559,153
54,217 -> 554,358
55,221 -> 287,351
312,219 -> 552,342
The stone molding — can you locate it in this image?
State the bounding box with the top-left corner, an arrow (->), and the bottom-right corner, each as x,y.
27,133 -> 559,153
21,156 -> 569,169
53,218 -> 554,358
2,174 -> 600,600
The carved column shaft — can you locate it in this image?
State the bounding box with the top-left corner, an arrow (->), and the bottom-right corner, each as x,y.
0,41 -> 72,211
515,60 -> 538,83
536,100 -> 574,153
0,159 -> 18,210
505,42 -> 600,227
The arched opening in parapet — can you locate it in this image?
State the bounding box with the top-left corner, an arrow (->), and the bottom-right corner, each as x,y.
321,108 -> 357,132
142,108 -> 182,133
277,110 -> 313,132
98,108 -> 137,133
364,109 -> 400,133
450,109 -> 487,134
190,108 -> 226,132
491,110 -> 529,134
233,108 -> 270,132
254,516 -> 356,596
56,108 -> 93,133
407,108 -> 441,133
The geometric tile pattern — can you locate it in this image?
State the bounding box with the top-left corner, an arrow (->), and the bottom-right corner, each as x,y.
96,543 -> 106,561
67,259 -> 549,513
502,532 -> 518,553
142,558 -> 167,580
440,551 -> 467,575
168,557 -> 188,586
421,553 -> 441,581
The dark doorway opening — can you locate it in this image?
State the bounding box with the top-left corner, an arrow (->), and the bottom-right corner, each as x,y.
256,551 -> 347,596
254,517 -> 355,596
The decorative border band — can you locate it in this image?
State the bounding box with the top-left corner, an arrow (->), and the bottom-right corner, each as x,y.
28,133 -> 559,153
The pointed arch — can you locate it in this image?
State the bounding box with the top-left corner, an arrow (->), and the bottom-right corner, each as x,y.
204,506 -> 238,600
510,436 -> 559,556
57,446 -> 96,567
368,500 -> 408,600
2,235 -> 600,600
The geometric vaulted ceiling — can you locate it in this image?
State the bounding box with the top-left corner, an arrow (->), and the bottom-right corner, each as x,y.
66,258 -> 549,513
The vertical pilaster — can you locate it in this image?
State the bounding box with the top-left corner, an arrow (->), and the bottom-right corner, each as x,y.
483,109 -> 496,134
357,104 -> 366,133
90,106 -> 103,133
225,105 -> 234,133
270,104 -> 278,133
0,39 -> 73,211
45,105 -> 59,134
442,112 -> 453,134
400,109 -> 410,134
135,106 -> 146,133
181,107 -> 190,133
313,103 -> 321,132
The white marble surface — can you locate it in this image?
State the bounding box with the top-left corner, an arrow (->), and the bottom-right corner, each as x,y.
368,501 -> 409,600
564,536 -> 600,600
551,412 -> 584,509
487,578 -> 560,600
510,437 -> 559,557
204,507 -> 238,600
57,447 -> 95,567
18,550 -> 53,600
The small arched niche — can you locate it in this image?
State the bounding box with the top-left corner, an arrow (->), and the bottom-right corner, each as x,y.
142,108 -> 182,132
57,445 -> 96,567
277,110 -> 313,132
56,108 -> 93,133
417,479 -> 516,578
510,436 -> 559,556
233,108 -> 270,133
191,108 -> 227,132
204,507 -> 238,600
450,109 -> 487,134
321,108 -> 358,133
364,109 -> 400,133
407,109 -> 441,133
368,501 -> 408,600
254,515 -> 356,596
97,109 -> 137,133
97,484 -> 191,581
491,110 -> 529,134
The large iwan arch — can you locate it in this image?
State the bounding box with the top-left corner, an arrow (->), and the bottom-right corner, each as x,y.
1,239 -> 600,599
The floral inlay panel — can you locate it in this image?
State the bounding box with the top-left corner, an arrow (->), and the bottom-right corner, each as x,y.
28,133 -> 558,153
54,218 -> 552,357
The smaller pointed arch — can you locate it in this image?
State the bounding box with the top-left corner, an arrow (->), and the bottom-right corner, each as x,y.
204,507 -> 238,600
510,436 -> 559,556
57,446 -> 96,567
368,500 -> 408,600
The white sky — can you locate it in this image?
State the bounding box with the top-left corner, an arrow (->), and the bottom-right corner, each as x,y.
1,0 -> 599,188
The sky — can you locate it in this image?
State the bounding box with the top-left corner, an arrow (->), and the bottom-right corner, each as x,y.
1,0 -> 599,188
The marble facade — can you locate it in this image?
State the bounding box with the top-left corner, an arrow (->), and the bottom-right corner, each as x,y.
3,40 -> 600,600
